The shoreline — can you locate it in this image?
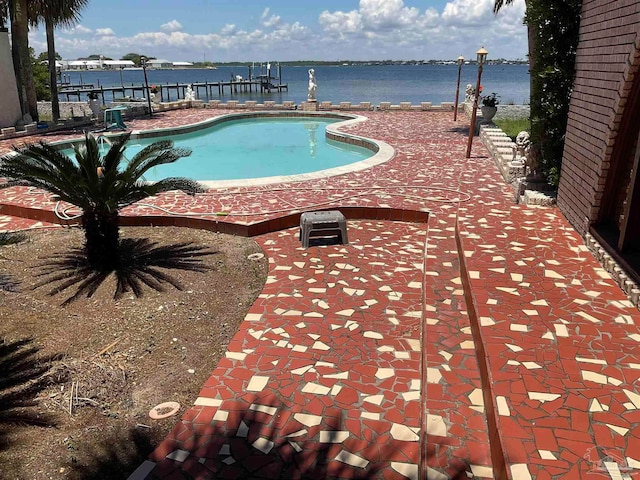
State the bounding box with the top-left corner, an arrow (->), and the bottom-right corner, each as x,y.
36,101 -> 530,122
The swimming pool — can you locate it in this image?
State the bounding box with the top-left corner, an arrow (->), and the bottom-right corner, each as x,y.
63,114 -> 391,186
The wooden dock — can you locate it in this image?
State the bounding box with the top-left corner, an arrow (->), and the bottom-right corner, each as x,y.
57,79 -> 288,104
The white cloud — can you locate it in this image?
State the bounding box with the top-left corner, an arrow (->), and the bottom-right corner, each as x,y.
319,10 -> 362,35
442,0 -> 495,25
359,0 -> 422,30
320,0 -> 440,39
38,0 -> 526,62
260,8 -> 281,28
317,0 -> 525,59
161,20 -> 183,32
220,24 -> 237,35
62,24 -> 92,35
95,28 -> 115,36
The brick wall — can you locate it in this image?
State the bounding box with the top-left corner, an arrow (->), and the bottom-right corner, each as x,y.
557,0 -> 640,235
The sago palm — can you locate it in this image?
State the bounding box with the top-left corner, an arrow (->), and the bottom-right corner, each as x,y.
0,132 -> 203,269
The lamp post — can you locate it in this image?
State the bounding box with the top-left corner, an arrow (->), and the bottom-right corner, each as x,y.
465,47 -> 488,158
140,56 -> 153,118
453,55 -> 464,121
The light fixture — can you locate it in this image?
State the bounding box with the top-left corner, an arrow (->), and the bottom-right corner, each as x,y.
139,56 -> 153,118
476,47 -> 488,65
466,47 -> 488,158
453,55 -> 464,121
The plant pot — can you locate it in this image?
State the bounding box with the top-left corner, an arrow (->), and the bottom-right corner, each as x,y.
88,99 -> 101,117
481,105 -> 498,122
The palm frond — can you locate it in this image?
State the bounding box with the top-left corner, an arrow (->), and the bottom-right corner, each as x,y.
147,177 -> 205,196
101,132 -> 132,173
28,0 -> 89,27
125,141 -> 192,182
112,178 -> 203,210
0,143 -> 94,209
493,0 -> 516,14
1,134 -> 202,272
0,338 -> 59,449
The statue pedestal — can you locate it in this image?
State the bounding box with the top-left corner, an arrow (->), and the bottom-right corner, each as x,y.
507,160 -> 526,184
302,101 -> 318,112
516,173 -> 554,201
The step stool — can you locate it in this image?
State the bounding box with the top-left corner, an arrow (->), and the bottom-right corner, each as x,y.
300,210 -> 348,248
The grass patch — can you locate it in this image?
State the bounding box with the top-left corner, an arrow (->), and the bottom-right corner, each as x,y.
494,117 -> 531,140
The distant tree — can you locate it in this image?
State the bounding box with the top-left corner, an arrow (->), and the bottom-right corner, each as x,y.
37,50 -> 62,62
31,49 -> 51,101
121,53 -> 142,66
87,53 -> 113,60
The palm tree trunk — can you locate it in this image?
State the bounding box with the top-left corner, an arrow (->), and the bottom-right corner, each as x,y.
8,1 -> 25,116
11,0 -> 38,121
45,19 -> 60,123
82,210 -> 120,269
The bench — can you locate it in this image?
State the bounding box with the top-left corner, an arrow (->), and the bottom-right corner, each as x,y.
299,210 -> 348,248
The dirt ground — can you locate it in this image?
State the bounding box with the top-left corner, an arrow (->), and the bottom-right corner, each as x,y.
0,226 -> 268,479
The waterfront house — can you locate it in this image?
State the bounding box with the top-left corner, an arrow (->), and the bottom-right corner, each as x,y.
147,59 -> 173,69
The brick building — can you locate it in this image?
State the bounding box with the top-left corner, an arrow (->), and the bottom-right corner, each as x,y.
558,1 -> 640,280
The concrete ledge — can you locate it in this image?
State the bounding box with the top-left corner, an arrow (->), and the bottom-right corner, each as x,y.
521,189 -> 557,206
585,231 -> 640,308
479,123 -> 558,207
1,126 -> 16,138
480,124 -> 516,184
0,100 -> 492,142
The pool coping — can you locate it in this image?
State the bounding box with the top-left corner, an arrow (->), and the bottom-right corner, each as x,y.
56,111 -> 396,189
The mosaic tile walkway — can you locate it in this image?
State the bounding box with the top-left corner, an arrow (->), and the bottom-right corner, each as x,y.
2,109 -> 640,479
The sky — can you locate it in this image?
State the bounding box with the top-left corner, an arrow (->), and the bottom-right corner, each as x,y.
26,0 -> 527,63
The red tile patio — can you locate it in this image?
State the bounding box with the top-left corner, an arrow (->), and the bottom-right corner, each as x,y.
2,109 -> 640,479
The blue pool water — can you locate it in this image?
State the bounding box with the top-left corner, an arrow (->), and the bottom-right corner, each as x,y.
68,117 -> 373,182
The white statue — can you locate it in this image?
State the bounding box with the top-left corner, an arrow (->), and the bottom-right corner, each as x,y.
511,131 -> 531,167
308,69 -> 317,101
465,84 -> 476,102
185,84 -> 196,101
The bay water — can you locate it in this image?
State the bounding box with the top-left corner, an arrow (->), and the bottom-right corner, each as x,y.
61,64 -> 529,106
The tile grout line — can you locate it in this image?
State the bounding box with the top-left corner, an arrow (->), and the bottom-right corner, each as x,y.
419,218 -> 431,479
455,217 -> 508,480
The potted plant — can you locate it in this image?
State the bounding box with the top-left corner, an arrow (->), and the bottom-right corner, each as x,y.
87,91 -> 101,118
150,85 -> 160,103
480,92 -> 500,122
